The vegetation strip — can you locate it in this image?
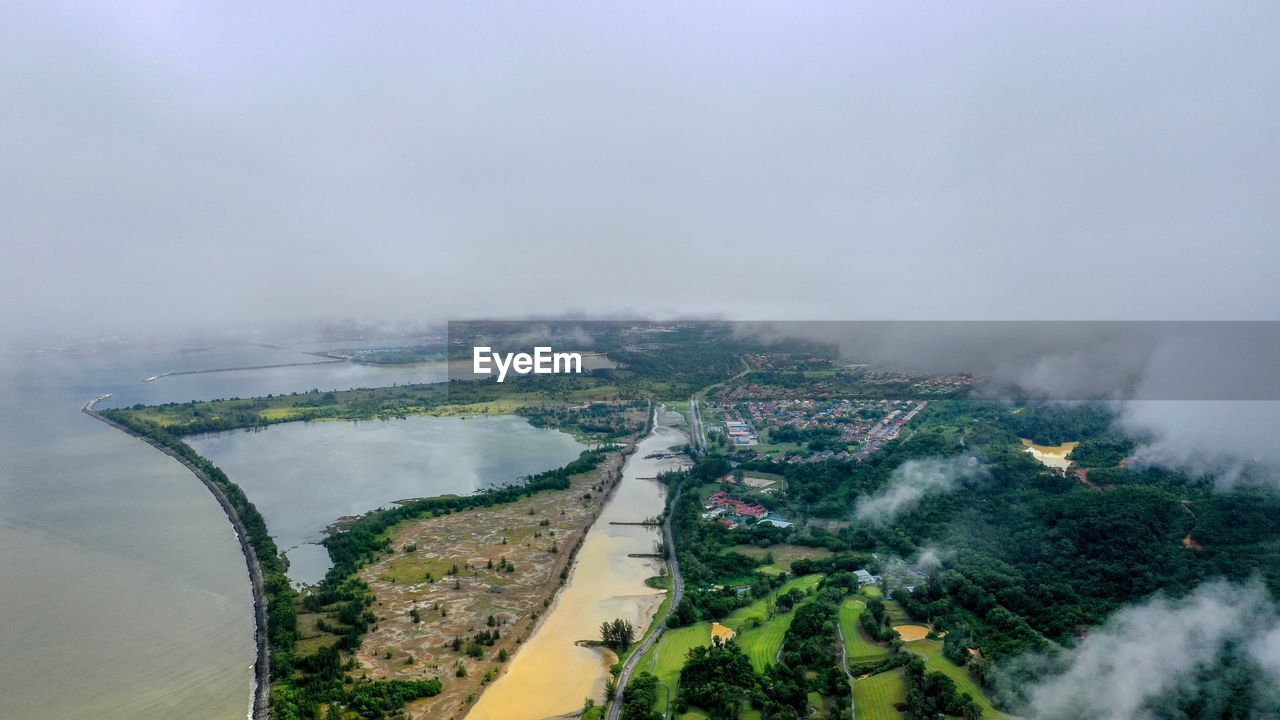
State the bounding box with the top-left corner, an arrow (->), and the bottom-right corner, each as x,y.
93,391 -> 642,719
84,395 -> 272,720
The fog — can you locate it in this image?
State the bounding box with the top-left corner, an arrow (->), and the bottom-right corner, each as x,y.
854,457 -> 986,525
1007,580 -> 1280,719
3,2 -> 1279,347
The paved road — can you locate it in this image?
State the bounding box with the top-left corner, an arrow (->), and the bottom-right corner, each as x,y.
607,481 -> 684,720
609,362 -> 749,719
688,359 -> 751,455
837,614 -> 857,719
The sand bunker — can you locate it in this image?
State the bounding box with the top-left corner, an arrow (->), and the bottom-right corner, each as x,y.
711,622 -> 737,643
894,624 -> 930,642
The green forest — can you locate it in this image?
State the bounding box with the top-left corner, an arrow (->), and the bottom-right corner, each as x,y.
654,399 -> 1280,719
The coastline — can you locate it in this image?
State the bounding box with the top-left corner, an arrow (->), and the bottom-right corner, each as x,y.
83,395 -> 271,720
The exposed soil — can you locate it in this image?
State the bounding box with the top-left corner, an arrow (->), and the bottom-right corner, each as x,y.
893,625 -> 931,642
353,448 -> 631,720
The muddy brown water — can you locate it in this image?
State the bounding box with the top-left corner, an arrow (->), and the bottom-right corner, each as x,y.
466,409 -> 689,720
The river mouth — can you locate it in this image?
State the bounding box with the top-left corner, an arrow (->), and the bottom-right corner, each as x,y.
466,408 -> 690,720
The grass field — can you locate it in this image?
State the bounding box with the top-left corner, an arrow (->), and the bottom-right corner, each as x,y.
727,544 -> 832,575
636,575 -> 827,714
838,598 -> 892,664
635,622 -> 713,716
724,574 -> 823,627
905,639 -> 1013,718
882,598 -> 912,625
724,574 -> 823,672
852,667 -> 907,720
733,609 -> 794,673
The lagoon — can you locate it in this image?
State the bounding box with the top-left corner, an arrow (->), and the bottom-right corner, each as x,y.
188,415 -> 587,585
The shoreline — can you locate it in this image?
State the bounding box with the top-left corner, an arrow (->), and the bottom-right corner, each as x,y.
83,394 -> 271,720
466,407 -> 676,720
439,407 -> 652,718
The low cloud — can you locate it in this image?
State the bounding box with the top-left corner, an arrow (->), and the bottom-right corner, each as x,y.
1118,401 -> 1280,489
1011,580 -> 1280,720
854,457 -> 985,525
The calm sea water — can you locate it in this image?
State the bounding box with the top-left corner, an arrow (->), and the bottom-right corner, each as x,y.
0,341 -> 575,718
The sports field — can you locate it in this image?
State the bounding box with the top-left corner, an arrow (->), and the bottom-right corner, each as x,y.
838,598 -> 892,664
852,667 -> 906,720
635,622 -> 712,716
724,574 -> 822,672
905,638 -> 1013,718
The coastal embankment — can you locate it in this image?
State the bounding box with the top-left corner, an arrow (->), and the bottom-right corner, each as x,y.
82,395 -> 270,720
143,358 -> 345,382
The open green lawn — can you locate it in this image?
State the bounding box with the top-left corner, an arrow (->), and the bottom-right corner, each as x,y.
723,574 -> 823,628
860,585 -> 883,599
838,598 -> 893,664
727,544 -> 832,575
852,667 -> 907,720
905,639 -> 1014,719
636,623 -> 712,716
882,598 -> 912,625
733,610 -> 794,673
724,574 -> 822,673
636,576 -> 829,714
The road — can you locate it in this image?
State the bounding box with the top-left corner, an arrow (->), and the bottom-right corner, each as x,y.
836,615 -> 857,719
609,361 -> 750,719
607,480 -> 684,720
688,358 -> 752,455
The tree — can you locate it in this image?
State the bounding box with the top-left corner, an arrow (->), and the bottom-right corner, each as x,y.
677,641 -> 755,719
668,597 -> 699,627
601,618 -> 636,651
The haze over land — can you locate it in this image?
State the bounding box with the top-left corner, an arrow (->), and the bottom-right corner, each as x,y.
3,2 -> 1279,346
3,5 -> 1280,718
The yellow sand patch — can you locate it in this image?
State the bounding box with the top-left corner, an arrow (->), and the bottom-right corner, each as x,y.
894,624 -> 930,642
711,622 -> 737,644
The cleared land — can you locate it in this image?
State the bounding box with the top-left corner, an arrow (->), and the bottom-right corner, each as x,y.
726,544 -> 831,575
347,449 -> 628,720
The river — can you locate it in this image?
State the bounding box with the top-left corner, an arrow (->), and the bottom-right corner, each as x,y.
466,408 -> 690,720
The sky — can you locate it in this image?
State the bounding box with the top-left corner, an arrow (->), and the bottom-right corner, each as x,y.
2,2 -> 1279,344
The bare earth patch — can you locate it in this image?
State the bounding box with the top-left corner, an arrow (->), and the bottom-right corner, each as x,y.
711,622 -> 737,644
894,624 -> 930,642
352,448 -> 630,720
